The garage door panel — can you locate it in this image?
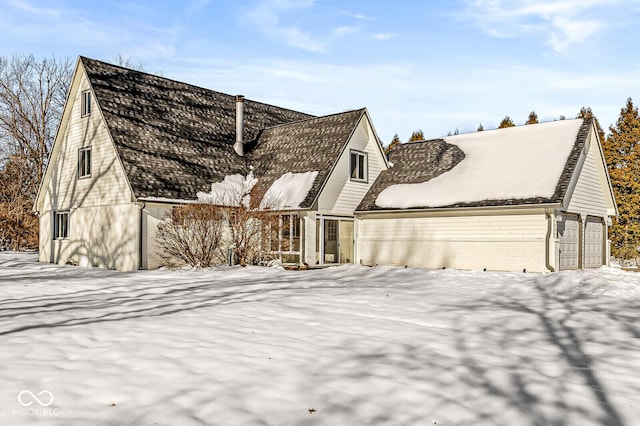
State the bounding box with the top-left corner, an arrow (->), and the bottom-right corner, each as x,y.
584,217 -> 603,268
558,214 -> 578,270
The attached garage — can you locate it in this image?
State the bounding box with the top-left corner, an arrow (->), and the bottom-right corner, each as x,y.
355,118 -> 618,273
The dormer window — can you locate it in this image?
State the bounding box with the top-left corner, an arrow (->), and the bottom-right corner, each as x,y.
78,146 -> 91,178
350,150 -> 367,182
81,90 -> 92,116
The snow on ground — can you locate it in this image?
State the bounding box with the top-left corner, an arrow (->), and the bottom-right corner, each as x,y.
376,119 -> 582,208
0,252 -> 639,425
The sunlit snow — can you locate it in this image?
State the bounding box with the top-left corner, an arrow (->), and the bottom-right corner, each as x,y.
197,171 -> 258,207
260,171 -> 318,209
0,252 -> 638,425
376,119 -> 584,208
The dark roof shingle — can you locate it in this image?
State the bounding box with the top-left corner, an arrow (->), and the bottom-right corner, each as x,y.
81,56 -> 313,200
249,109 -> 365,208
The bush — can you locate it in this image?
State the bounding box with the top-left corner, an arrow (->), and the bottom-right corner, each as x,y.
156,203 -> 227,268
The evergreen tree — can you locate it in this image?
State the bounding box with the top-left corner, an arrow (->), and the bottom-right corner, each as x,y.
603,98 -> 640,260
577,106 -> 606,143
498,116 -> 515,128
525,111 -> 539,125
477,123 -> 484,132
408,130 -> 424,142
384,133 -> 401,155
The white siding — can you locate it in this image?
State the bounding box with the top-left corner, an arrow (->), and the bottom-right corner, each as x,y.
47,204 -> 139,270
357,211 -> 549,272
317,116 -> 386,215
38,68 -> 138,271
142,203 -> 173,269
566,132 -> 608,218
301,212 -> 317,265
41,74 -> 133,211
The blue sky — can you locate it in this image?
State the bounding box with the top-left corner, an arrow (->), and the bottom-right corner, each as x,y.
2,0 -> 640,143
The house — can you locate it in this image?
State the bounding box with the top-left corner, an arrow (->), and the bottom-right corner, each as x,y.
35,57 -> 617,273
355,119 -> 618,272
34,57 -> 388,271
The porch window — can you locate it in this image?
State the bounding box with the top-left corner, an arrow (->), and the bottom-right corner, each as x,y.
262,213 -> 300,263
53,211 -> 69,240
350,150 -> 367,182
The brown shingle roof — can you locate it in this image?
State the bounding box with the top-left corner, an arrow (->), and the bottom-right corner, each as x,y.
249,109 -> 366,208
81,57 -> 313,200
357,118 -> 591,211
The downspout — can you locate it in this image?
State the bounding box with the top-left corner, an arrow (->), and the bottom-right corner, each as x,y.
545,212 -> 555,272
139,202 -> 146,270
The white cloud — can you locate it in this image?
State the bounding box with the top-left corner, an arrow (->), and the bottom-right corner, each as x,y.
372,32 -> 395,40
246,0 -> 327,52
465,0 -> 632,53
6,0 -> 60,18
333,26 -> 361,37
339,11 -> 375,21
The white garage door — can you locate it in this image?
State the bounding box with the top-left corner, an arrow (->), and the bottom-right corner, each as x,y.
558,214 -> 579,270
584,217 -> 604,268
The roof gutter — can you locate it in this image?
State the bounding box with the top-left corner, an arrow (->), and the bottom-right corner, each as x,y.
355,202 -> 563,215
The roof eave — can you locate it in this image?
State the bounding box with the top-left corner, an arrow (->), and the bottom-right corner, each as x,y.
355,202 -> 563,215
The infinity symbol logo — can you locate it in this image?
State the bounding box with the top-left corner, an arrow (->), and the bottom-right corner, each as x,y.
18,390 -> 54,407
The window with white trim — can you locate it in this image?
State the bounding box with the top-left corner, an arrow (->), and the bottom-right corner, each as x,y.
350,150 -> 367,182
78,146 -> 91,178
53,211 -> 69,240
81,90 -> 91,116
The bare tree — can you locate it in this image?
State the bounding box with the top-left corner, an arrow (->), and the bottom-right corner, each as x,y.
0,54 -> 72,187
0,54 -> 72,250
113,53 -> 146,71
156,203 -> 228,268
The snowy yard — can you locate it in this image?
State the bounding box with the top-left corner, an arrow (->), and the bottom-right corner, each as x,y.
0,252 -> 639,426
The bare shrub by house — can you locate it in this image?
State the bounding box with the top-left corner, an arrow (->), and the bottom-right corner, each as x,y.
156,203 -> 227,268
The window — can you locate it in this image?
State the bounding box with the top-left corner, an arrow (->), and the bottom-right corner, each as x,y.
81,90 -> 91,116
78,146 -> 91,178
262,214 -> 300,256
350,150 -> 367,182
53,211 -> 69,240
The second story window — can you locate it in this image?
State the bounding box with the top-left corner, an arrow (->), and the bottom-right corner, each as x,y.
350,150 -> 368,182
78,146 -> 91,178
81,90 -> 92,116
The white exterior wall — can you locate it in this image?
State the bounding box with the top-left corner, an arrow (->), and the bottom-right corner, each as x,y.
141,203 -> 174,269
566,131 -> 609,217
317,116 -> 386,215
357,210 -> 550,272
564,129 -> 614,267
38,67 -> 139,271
45,204 -> 139,270
301,212 -> 317,265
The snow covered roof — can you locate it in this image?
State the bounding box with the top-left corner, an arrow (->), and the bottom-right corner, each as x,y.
358,119 -> 591,211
